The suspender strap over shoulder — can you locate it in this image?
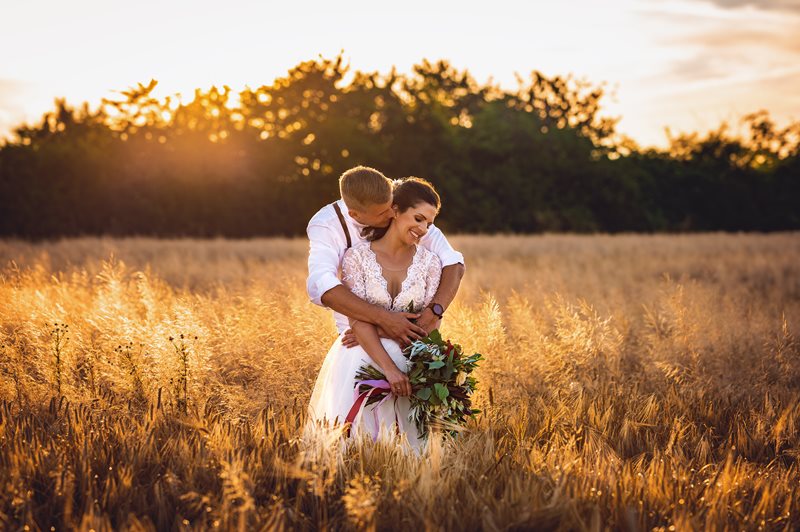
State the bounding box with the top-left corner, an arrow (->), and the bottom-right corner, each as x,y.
332,202 -> 352,249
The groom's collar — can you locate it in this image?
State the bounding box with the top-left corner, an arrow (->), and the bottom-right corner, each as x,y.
336,198 -> 368,230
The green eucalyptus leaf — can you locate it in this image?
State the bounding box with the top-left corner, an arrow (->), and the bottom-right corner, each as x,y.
427,329 -> 443,345
434,382 -> 449,401
415,387 -> 432,400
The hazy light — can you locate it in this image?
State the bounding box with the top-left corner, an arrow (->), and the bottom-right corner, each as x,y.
0,0 -> 798,148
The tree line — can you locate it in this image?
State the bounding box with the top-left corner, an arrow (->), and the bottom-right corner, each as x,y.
1,55 -> 798,238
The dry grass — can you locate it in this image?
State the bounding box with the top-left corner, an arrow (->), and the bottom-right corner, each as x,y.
0,233 -> 799,531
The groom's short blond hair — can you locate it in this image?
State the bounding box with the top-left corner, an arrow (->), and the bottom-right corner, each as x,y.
339,166 -> 393,211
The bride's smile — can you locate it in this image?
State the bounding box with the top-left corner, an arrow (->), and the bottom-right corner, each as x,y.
390,202 -> 438,247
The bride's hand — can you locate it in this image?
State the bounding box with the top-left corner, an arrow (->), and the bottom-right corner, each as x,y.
384,366 -> 412,397
342,328 -> 359,348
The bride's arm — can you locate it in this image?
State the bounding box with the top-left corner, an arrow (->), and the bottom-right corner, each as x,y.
341,319 -> 392,349
349,319 -> 392,338
350,319 -> 412,397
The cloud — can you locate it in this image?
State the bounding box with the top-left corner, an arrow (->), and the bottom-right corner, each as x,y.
639,0 -> 800,20
681,27 -> 800,53
704,0 -> 800,12
665,55 -> 729,81
645,8 -> 800,84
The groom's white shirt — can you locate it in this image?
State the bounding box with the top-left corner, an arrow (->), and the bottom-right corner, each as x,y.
306,198 -> 465,333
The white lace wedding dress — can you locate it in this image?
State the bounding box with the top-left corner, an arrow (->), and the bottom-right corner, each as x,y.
307,241 -> 442,453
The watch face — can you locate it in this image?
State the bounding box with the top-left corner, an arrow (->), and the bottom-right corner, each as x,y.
432,303 -> 444,317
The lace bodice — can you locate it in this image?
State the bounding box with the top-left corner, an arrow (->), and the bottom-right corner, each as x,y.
342,242 -> 442,313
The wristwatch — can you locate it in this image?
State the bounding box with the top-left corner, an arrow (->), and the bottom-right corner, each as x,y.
428,302 -> 445,319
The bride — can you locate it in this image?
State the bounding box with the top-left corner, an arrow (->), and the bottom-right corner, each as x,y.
307,177 -> 445,453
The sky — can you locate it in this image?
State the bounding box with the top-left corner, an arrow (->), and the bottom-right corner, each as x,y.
1,0 -> 799,148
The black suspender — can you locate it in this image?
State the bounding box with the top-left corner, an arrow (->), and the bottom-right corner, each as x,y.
332,202 -> 352,249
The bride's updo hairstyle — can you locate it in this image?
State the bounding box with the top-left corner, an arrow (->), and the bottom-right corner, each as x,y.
391,177 -> 441,214
365,177 -> 441,241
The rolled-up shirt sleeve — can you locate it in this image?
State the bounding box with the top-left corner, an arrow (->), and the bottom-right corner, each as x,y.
306,223 -> 344,307
422,225 -> 465,269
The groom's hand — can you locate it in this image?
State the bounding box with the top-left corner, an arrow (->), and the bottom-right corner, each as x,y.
415,308 -> 442,336
380,311 -> 426,346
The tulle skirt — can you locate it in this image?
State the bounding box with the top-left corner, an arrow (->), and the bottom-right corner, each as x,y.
306,332 -> 425,454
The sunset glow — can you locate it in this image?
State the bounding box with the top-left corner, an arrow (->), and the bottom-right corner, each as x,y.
1,0 -> 798,148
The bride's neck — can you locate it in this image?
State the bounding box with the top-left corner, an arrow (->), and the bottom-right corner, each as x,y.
375,223 -> 412,256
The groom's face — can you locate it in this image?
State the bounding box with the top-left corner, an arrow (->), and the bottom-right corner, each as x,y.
350,199 -> 394,228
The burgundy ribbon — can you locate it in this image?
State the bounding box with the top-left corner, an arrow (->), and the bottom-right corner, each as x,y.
344,379 -> 401,441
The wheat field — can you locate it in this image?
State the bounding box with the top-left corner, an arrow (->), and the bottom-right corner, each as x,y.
1,233 -> 799,531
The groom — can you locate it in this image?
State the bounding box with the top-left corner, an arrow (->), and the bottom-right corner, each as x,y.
306,165 -> 465,346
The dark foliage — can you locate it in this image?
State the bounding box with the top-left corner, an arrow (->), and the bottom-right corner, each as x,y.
1,56 -> 798,238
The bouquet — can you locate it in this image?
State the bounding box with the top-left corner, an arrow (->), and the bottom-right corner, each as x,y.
352,328 -> 483,440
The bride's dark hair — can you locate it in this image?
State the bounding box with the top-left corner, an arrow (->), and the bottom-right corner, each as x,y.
365,177 -> 441,241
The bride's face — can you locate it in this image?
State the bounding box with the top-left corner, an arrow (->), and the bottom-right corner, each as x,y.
392,201 -> 438,245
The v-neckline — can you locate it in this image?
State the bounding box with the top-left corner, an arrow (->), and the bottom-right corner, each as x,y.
367,242 -> 420,308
